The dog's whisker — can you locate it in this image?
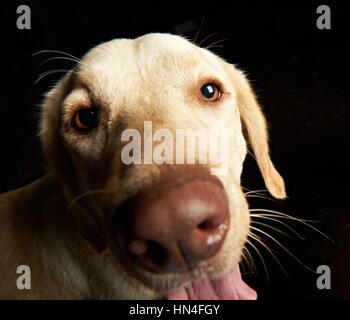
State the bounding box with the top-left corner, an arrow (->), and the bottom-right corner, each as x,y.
34,69 -> 70,84
244,189 -> 269,195
64,190 -> 112,230
250,226 -> 316,274
32,49 -> 81,62
197,32 -> 219,48
249,209 -> 316,222
206,39 -> 228,50
249,209 -> 334,243
246,194 -> 281,204
66,203 -> 99,231
247,149 -> 257,161
205,39 -> 227,50
250,220 -> 293,239
240,248 -> 251,275
90,195 -> 109,226
245,238 -> 269,281
250,211 -> 314,223
68,189 -> 112,204
38,56 -> 81,70
248,231 -> 289,278
206,44 -> 224,50
193,13 -> 206,44
250,214 -> 306,240
242,247 -> 254,274
242,246 -> 257,275
239,252 -> 248,275
67,189 -> 112,215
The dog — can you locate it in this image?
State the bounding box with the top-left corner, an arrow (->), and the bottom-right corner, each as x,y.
0,33 -> 286,299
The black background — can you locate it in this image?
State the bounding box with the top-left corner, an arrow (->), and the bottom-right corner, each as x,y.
0,0 -> 349,300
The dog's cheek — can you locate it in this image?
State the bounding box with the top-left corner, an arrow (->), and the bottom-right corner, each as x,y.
231,186 -> 250,251
77,216 -> 108,253
62,130 -> 108,190
217,177 -> 250,269
44,129 -> 79,197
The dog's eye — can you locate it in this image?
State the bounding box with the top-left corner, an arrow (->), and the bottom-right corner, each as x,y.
72,109 -> 98,132
199,83 -> 221,102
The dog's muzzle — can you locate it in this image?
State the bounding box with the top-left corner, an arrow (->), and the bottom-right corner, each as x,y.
113,172 -> 229,273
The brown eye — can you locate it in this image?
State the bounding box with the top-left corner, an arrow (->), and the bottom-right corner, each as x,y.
199,83 -> 221,102
72,109 -> 98,132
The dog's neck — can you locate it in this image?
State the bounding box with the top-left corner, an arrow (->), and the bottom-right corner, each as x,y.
35,174 -> 90,298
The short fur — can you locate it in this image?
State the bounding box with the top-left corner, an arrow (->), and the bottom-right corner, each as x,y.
0,33 -> 285,299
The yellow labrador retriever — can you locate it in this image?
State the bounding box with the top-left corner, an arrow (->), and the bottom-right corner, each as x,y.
0,33 -> 285,299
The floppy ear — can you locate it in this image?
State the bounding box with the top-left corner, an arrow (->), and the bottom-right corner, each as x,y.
40,71 -> 82,199
221,62 -> 286,199
40,71 -> 108,253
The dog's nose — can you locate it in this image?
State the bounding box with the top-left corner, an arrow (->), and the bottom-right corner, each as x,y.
115,176 -> 230,273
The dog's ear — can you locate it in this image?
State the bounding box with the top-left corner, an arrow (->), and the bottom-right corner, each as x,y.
221,62 -> 286,199
40,71 -> 81,198
40,71 -> 108,253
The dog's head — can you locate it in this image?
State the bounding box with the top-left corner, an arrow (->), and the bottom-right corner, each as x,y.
40,33 -> 285,299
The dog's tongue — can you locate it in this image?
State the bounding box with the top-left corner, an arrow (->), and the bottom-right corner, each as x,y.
167,265 -> 257,300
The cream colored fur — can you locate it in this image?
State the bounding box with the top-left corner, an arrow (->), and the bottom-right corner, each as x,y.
0,33 -> 285,299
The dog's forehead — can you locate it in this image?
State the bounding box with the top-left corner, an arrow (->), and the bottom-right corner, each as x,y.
72,33 -> 230,120
136,33 -> 196,53
79,34 -> 197,76
76,33 -> 223,90
82,33 -> 196,63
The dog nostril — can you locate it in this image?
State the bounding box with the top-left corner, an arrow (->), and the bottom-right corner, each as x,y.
128,240 -> 148,256
128,240 -> 168,272
197,217 -> 220,230
198,220 -> 211,230
146,241 -> 168,267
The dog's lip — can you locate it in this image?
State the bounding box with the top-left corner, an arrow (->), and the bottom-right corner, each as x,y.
110,235 -> 255,299
109,231 -> 234,294
165,264 -> 257,300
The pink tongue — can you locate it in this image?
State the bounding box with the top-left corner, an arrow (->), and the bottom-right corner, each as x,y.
167,265 -> 257,300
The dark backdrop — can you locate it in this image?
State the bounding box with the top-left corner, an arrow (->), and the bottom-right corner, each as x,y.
0,0 -> 349,299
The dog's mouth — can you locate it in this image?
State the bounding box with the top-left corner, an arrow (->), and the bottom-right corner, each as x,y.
110,168 -> 256,299
165,264 -> 257,300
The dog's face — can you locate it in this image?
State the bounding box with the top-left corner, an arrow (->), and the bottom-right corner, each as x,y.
40,33 -> 285,299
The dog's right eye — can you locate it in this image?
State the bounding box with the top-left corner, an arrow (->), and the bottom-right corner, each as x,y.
72,109 -> 98,132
